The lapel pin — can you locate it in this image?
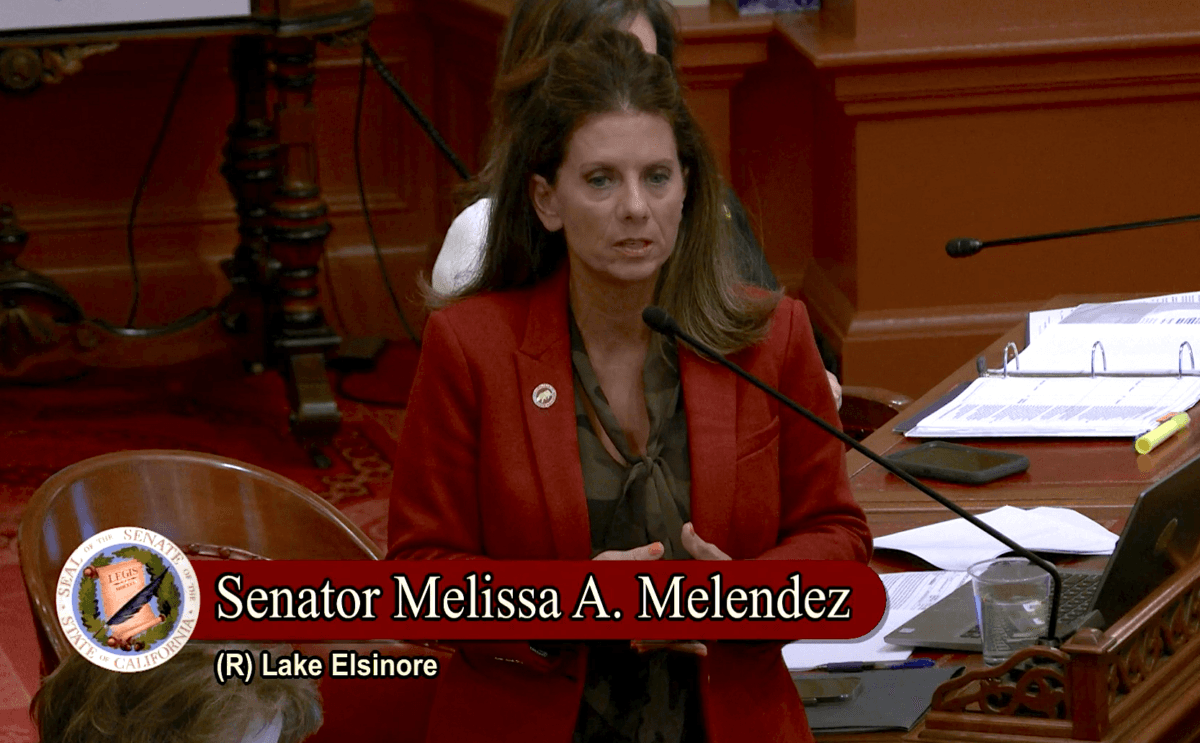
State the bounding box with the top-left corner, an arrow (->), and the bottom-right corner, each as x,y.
532,383 -> 557,409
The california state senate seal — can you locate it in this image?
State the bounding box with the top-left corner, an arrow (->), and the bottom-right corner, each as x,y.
56,527 -> 200,672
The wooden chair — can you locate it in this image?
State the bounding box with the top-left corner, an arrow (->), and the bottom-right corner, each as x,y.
840,385 -> 914,443
18,449 -> 382,671
17,449 -> 445,743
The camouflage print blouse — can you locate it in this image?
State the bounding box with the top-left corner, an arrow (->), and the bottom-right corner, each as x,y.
569,315 -> 704,743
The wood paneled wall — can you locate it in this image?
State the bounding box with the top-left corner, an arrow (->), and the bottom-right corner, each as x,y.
761,2 -> 1200,396
422,0 -> 1200,397
8,0 -> 1200,399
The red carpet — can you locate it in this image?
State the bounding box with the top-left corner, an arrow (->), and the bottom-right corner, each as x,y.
0,341 -> 419,740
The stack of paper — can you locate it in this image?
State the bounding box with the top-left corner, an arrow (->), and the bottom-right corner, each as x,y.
1022,297 -> 1200,374
784,571 -> 971,670
906,291 -> 1200,438
1026,291 -> 1200,346
872,506 -> 1118,571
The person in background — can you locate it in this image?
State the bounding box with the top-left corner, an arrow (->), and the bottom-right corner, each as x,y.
429,0 -> 843,407
389,29 -> 870,743
30,645 -> 323,743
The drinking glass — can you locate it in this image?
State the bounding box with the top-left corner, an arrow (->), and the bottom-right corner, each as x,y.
968,557 -> 1052,666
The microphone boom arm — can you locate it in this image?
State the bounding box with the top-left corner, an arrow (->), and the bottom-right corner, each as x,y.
948,212 -> 1200,257
652,312 -> 1063,642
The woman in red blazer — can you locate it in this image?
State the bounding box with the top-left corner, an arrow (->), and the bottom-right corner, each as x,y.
388,31 -> 871,743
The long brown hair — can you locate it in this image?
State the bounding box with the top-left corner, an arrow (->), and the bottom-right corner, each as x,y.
31,644 -> 322,743
463,0 -> 679,206
465,30 -> 777,355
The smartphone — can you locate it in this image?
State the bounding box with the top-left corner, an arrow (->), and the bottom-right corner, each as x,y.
883,441 -> 1030,485
794,676 -> 862,705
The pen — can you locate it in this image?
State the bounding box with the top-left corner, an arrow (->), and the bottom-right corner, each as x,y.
812,658 -> 935,673
1134,412 -> 1190,455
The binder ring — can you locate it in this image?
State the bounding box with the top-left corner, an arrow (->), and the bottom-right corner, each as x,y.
1091,341 -> 1107,378
1002,342 -> 1020,379
1180,342 -> 1195,378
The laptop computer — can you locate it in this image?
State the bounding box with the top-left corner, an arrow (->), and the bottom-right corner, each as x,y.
885,451 -> 1200,652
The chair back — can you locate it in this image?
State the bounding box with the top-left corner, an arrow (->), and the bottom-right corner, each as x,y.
839,385 -> 914,443
18,449 -> 382,672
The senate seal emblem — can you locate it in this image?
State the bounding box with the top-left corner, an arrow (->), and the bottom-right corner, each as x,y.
56,527 -> 200,672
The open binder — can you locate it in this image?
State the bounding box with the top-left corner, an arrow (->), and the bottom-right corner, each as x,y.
897,302 -> 1200,439
897,333 -> 1200,439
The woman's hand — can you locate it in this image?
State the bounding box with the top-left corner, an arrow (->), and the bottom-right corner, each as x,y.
592,541 -> 665,561
592,538 -> 709,655
681,522 -> 731,560
631,524 -> 732,657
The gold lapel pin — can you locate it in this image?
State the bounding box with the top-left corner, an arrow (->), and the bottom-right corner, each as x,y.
532,383 -> 557,409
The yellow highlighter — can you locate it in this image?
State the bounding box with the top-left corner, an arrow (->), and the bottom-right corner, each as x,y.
1135,412 -> 1190,455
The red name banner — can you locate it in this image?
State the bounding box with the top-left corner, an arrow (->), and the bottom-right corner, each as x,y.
190,561 -> 886,641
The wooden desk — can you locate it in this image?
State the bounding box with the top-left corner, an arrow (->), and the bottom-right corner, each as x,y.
816,296 -> 1200,742
0,2 -> 373,465
849,296 -> 1200,543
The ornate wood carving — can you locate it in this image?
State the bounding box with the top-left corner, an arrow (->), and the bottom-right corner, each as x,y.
0,44 -> 119,92
265,35 -> 343,460
0,204 -> 86,374
922,555 -> 1200,741
221,35 -> 279,353
39,43 -> 120,83
0,48 -> 42,91
932,646 -> 1072,719
1107,581 -> 1200,705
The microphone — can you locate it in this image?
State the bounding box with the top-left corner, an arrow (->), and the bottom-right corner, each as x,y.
641,305 -> 1065,642
945,238 -> 984,258
946,211 -> 1200,258
641,306 -> 680,339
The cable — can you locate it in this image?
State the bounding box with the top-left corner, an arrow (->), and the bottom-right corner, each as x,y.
362,40 -> 471,181
335,36 -> 486,407
355,43 -> 422,348
125,38 -> 205,328
312,42 -> 422,410
94,306 -> 217,338
322,250 -> 410,409
320,249 -> 410,407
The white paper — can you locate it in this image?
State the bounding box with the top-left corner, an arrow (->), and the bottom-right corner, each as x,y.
783,571 -> 970,670
1,0 -> 251,32
906,375 -> 1200,438
881,570 -> 974,612
1026,306 -> 1079,345
872,506 -> 1118,571
1027,291 -> 1200,345
1019,323 -> 1200,375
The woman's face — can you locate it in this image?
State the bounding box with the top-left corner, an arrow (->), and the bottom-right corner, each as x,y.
532,109 -> 685,289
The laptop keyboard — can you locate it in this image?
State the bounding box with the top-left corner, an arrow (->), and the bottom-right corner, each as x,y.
959,572 -> 1102,639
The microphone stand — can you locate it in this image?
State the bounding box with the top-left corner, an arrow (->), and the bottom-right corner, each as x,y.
642,307 -> 1064,643
946,212 -> 1200,257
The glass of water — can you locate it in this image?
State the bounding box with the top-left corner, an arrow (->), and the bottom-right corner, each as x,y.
968,557 -> 1052,666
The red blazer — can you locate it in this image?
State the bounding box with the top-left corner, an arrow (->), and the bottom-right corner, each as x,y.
388,267 -> 871,743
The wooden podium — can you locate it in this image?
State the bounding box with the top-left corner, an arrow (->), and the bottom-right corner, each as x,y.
922,557 -> 1200,742
838,296 -> 1200,742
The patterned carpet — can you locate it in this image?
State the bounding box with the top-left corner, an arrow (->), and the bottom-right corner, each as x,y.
0,342 -> 418,740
